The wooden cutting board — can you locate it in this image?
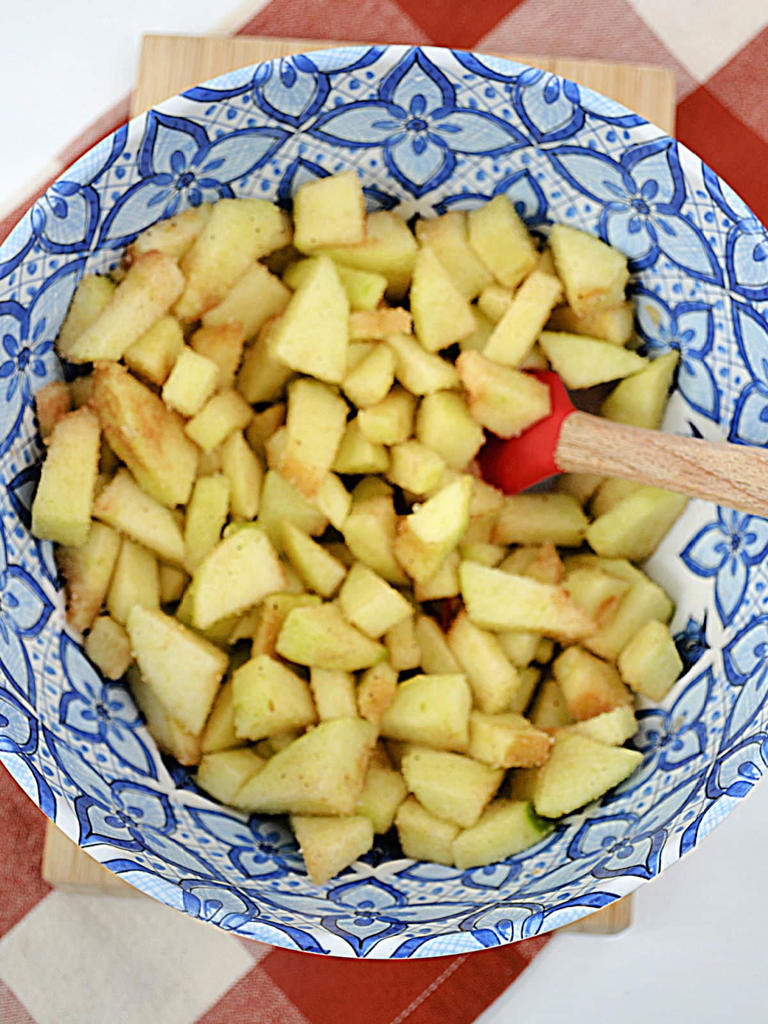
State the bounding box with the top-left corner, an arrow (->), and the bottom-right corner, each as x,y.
42,33 -> 675,935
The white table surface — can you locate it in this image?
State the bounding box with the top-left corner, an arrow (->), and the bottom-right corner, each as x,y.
2,5 -> 767,1021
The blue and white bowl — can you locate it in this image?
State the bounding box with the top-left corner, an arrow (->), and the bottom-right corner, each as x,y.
1,44 -> 768,958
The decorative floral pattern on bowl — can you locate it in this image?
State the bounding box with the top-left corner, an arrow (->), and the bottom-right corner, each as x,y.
1,44 -> 768,958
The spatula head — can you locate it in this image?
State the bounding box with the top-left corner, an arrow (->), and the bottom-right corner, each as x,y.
477,371 -> 575,494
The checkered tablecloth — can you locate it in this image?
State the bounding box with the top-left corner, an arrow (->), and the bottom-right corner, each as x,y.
1,0 -> 767,1020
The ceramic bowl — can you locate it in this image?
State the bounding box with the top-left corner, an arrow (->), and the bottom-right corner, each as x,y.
1,44 -> 767,958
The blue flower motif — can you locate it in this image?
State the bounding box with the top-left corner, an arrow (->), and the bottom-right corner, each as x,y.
188,806 -> 302,881
58,633 -> 154,776
321,878 -> 410,955
634,288 -> 718,421
512,68 -> 584,143
706,734 -> 768,800
681,509 -> 768,626
722,617 -> 768,747
181,882 -> 258,933
0,528 -> 52,706
311,50 -> 526,198
703,163 -> 768,301
633,668 -> 713,776
550,138 -> 722,280
674,614 -> 710,674
98,112 -> 288,246
728,301 -> 768,447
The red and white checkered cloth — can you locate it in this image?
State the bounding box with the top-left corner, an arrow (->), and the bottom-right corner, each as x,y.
1,0 -> 766,1020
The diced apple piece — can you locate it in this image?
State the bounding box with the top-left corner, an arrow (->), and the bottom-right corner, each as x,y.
531,732 -> 642,818
584,577 -> 673,663
562,566 -> 630,626
415,615 -> 461,674
468,711 -> 552,768
358,387 -> 416,445
34,381 -> 71,438
251,593 -> 321,658
357,662 -> 398,725
162,347 -> 219,417
93,469 -> 184,566
563,705 -> 638,746
538,331 -> 647,389
349,307 -> 412,340
184,474 -> 230,572
453,799 -> 552,869
386,331 -> 460,395
127,605 -> 228,734
123,315 -> 185,386
92,362 -> 198,507
309,668 -> 357,720
412,550 -> 460,601
236,319 -> 295,406
282,521 -> 347,597
343,494 -> 408,585
590,478 -> 643,518
401,747 -> 503,828
188,323 -> 245,390
316,210 -> 417,300
508,665 -> 541,714
57,522 -> 121,632
601,351 -> 679,429
557,471 -> 604,506
197,749 -> 265,805
127,665 -> 202,766
190,525 -> 287,629
185,388 -> 252,454
617,619 -> 682,701
415,391 -> 484,470
447,610 -> 521,714
219,431 -> 262,521
32,407 -> 100,547
66,252 -> 184,362
395,796 -> 459,865
129,203 -> 212,261
235,717 -> 377,815
176,198 -> 291,320
331,417 -> 389,475
202,260 -> 291,342
478,283 -> 513,324
56,274 -> 115,359
528,677 -> 572,730
343,343 -> 396,408
547,301 -> 634,346
384,615 -> 421,672
355,763 -> 408,834
497,629 -> 540,670
293,169 -> 366,251
387,440 -> 445,495
484,270 -> 563,367
259,470 -> 328,547
312,473 -> 351,531
410,245 -> 476,352
549,223 -> 629,317
246,404 -> 286,455
415,210 -> 493,300
284,261 -> 387,313
292,814 -> 374,885
271,255 -> 349,384
456,350 -> 551,438
276,602 -> 386,670
84,615 -> 132,680
339,562 -> 412,639
553,645 -> 632,721
394,475 -> 472,585
107,539 -> 159,625
201,679 -> 246,754
380,674 -> 471,752
278,378 -> 348,499
468,195 -> 538,290
586,486 -> 688,561
493,493 -> 587,547
461,561 -> 595,641
232,654 -> 317,740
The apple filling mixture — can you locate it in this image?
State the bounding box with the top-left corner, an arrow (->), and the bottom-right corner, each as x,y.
31,171 -> 684,885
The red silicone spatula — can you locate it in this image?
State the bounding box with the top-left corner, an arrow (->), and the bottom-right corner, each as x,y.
477,371 -> 768,516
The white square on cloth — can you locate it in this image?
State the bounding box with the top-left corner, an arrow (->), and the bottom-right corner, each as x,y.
0,890 -> 254,1024
628,0 -> 768,80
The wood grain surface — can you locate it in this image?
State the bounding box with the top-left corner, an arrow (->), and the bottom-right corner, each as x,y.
41,31 -> 676,937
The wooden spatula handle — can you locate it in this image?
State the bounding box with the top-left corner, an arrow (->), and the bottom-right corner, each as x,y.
557,411 -> 768,517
